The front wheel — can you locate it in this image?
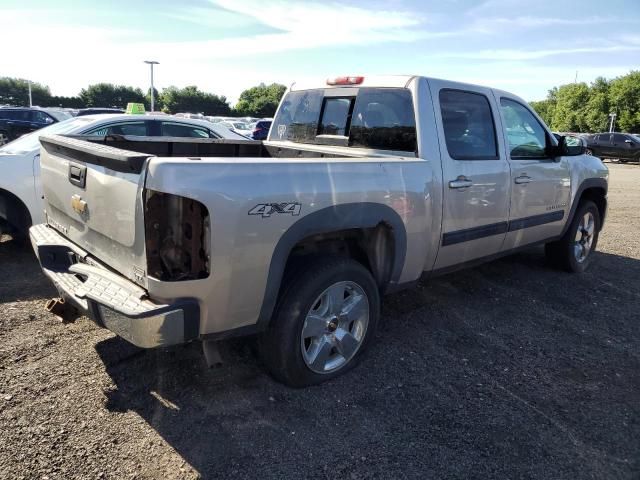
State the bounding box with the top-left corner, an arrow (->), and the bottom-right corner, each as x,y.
259,257 -> 380,387
545,200 -> 600,273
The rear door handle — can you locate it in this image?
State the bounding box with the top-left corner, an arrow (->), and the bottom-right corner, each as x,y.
449,176 -> 473,189
515,175 -> 531,184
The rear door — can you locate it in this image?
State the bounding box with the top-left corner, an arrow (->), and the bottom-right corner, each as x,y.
6,110 -> 33,138
430,81 -> 511,269
497,97 -> 571,249
597,134 -> 613,157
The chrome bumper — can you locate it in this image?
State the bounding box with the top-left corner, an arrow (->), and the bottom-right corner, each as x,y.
30,224 -> 199,348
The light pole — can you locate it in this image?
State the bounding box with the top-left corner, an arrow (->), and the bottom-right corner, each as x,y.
608,112 -> 617,133
144,60 -> 159,112
28,80 -> 32,107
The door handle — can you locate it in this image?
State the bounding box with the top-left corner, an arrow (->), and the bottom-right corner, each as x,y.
449,176 -> 473,189
515,174 -> 531,184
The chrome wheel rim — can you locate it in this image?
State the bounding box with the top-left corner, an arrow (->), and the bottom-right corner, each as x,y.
300,281 -> 369,374
586,149 -> 593,156
574,211 -> 595,263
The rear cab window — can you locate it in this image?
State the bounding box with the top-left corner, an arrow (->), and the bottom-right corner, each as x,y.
269,87 -> 417,153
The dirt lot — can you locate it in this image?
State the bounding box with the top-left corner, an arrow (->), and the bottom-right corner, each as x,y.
1,163 -> 639,480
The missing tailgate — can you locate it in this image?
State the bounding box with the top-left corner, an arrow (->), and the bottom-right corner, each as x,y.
144,190 -> 210,281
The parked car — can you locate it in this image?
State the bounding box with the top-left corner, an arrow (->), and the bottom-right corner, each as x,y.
0,107 -> 72,143
221,120 -> 252,136
0,114 -> 251,239
30,75 -> 607,387
75,108 -> 125,116
250,119 -> 273,140
586,132 -> 640,162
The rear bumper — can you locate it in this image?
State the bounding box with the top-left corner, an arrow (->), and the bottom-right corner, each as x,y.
30,224 -> 199,348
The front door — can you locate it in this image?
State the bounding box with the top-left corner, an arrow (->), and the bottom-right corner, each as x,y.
497,97 -> 571,250
430,81 -> 511,270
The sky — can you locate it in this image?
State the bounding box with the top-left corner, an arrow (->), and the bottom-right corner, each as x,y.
1,0 -> 639,104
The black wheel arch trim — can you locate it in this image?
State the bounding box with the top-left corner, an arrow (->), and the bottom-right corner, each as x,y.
0,187 -> 33,234
254,202 -> 407,330
561,177 -> 608,237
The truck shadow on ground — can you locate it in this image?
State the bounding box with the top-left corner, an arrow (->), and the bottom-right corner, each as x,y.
96,248 -> 640,479
0,235 -> 56,302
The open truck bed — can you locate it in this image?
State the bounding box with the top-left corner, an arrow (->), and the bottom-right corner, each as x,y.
32,133 -> 416,349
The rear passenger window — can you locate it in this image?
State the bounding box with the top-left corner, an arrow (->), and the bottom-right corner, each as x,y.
439,90 -> 498,160
350,89 -> 417,152
161,122 -> 211,138
86,121 -> 147,136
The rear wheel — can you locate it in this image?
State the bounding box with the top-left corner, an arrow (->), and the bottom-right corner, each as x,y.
259,256 -> 380,387
545,200 -> 600,273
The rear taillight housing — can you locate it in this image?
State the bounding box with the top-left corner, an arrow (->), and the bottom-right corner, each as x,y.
144,190 -> 210,281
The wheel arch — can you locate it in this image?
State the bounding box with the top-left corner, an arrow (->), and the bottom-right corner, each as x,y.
0,187 -> 33,235
562,178 -> 607,236
256,202 -> 407,328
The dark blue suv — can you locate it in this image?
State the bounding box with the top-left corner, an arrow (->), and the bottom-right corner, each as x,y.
0,107 -> 72,143
250,119 -> 272,140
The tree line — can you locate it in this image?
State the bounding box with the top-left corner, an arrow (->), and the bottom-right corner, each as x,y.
0,77 -> 287,117
530,70 -> 640,133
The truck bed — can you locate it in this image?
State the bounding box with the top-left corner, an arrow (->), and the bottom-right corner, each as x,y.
58,134 -> 373,174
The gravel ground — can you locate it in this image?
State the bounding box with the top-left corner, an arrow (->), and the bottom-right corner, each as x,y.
1,163 -> 639,480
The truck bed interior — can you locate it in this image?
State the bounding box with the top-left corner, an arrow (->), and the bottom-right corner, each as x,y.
71,134 -> 366,161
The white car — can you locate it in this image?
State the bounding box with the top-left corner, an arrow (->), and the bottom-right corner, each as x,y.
220,120 -> 252,137
0,114 -> 248,240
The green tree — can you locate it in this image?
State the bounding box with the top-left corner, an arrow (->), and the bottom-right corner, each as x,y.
159,86 -> 230,115
79,83 -> 146,109
584,77 -> 611,132
550,82 -> 591,132
233,83 -> 286,117
609,70 -> 640,132
0,77 -> 51,106
530,99 -> 555,126
45,95 -> 85,109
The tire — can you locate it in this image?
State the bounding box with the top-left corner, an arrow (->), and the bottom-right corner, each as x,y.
259,256 -> 380,387
545,200 -> 600,273
585,148 -> 593,156
619,159 -> 628,164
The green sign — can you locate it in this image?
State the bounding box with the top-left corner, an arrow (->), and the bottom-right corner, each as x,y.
126,103 -> 146,115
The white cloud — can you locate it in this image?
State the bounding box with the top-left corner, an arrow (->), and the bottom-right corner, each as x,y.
427,44 -> 640,61
0,1 -> 433,101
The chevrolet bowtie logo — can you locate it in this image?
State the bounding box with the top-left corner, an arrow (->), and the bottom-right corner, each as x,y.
71,194 -> 87,214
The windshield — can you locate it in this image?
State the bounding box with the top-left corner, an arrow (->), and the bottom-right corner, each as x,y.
0,117 -> 92,154
46,109 -> 73,121
233,122 -> 250,130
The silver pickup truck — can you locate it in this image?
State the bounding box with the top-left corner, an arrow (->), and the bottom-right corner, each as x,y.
30,75 -> 608,386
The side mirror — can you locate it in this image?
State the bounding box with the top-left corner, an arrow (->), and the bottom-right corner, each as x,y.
560,135 -> 586,156
625,139 -> 632,144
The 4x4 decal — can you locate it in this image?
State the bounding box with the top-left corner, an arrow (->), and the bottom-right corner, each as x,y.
249,202 -> 301,218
